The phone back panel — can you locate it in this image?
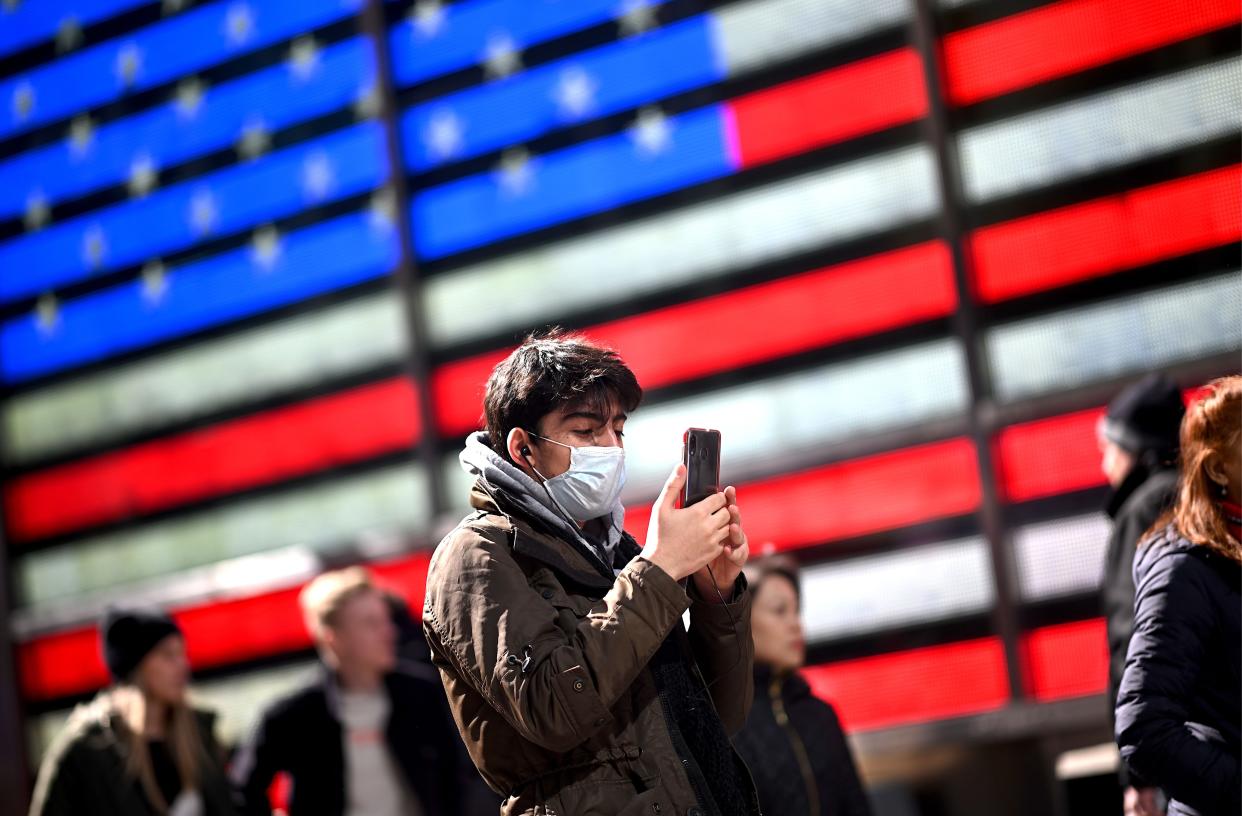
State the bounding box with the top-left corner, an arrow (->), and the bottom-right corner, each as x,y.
682,428 -> 721,507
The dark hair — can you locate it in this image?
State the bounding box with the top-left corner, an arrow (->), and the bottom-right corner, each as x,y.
483,329 -> 643,463
744,555 -> 801,602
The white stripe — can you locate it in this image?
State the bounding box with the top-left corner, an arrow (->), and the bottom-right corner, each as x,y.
619,338 -> 967,502
714,0 -> 909,76
3,293 -> 407,465
801,537 -> 994,642
15,465 -> 428,610
961,56 -> 1242,202
988,272 -> 1242,402
1011,513 -> 1111,601
425,145 -> 939,347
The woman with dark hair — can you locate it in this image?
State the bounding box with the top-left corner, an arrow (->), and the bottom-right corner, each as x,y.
30,607 -> 236,816
1115,375 -> 1241,816
734,557 -> 871,816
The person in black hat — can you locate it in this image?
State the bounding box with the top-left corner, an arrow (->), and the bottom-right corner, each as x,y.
1097,373 -> 1185,815
29,607 -> 237,816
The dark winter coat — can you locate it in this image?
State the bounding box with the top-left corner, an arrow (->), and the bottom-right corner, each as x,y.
423,480 -> 760,816
1115,525 -> 1241,815
29,703 -> 236,816
733,666 -> 871,816
230,664 -> 469,816
1101,464 -> 1178,786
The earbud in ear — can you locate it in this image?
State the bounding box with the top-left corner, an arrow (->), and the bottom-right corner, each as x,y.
521,446 -> 531,457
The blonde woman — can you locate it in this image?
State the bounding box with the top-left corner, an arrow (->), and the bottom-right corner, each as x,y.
1116,376 -> 1241,816
30,607 -> 236,816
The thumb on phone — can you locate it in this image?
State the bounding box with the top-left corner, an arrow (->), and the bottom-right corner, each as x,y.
656,463 -> 686,513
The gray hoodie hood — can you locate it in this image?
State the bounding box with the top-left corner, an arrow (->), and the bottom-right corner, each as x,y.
459,431 -> 627,570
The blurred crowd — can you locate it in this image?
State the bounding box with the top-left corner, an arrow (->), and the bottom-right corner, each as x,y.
24,335 -> 1241,816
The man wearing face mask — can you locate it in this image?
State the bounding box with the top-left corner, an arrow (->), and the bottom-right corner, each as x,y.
423,330 -> 759,816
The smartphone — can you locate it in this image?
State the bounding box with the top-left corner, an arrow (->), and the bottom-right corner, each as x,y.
681,428 -> 722,507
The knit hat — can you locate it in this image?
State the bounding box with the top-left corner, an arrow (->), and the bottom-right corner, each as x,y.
1102,373 -> 1185,458
101,606 -> 181,682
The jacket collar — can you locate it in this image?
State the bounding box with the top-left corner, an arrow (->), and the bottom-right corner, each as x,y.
1105,462 -> 1172,518
469,481 -> 622,593
753,664 -> 812,702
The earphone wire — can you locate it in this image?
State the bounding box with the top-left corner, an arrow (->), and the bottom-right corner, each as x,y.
701,563 -> 745,695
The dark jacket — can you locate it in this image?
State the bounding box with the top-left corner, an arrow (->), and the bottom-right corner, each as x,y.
734,666 -> 871,816
1115,526 -> 1241,815
423,480 -> 760,816
1101,464 -> 1178,786
30,701 -> 236,816
231,664 -> 467,816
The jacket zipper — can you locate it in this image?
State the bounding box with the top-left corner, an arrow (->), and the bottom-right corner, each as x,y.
770,677 -> 820,816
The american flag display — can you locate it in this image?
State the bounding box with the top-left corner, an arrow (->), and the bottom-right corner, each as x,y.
1,0 -> 1239,788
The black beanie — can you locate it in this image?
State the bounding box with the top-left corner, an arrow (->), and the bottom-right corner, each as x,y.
1103,373 -> 1185,458
101,606 -> 182,682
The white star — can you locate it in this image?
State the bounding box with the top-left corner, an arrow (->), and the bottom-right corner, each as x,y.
301,151 -> 335,202
236,117 -> 271,160
68,115 -> 95,158
24,189 -> 49,232
554,66 -> 598,121
250,226 -> 282,270
35,294 -> 60,338
225,2 -> 255,47
141,261 -> 169,306
410,0 -> 445,40
288,36 -> 321,83
369,187 -> 397,232
115,41 -> 143,87
174,78 -> 206,120
56,16 -> 83,53
496,148 -> 535,198
188,186 -> 218,235
82,223 -> 108,269
630,107 -> 672,157
424,107 -> 464,163
3,0 -> 21,13
12,80 -> 34,123
162,0 -> 187,14
128,152 -> 158,198
617,0 -> 658,36
482,31 -> 522,80
353,83 -> 382,120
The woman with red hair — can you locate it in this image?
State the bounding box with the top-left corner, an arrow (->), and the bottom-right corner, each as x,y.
1115,375 -> 1241,816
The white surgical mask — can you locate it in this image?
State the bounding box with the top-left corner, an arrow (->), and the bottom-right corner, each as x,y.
527,433 -> 626,522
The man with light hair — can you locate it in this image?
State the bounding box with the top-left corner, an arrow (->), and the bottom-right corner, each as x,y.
232,567 -> 470,815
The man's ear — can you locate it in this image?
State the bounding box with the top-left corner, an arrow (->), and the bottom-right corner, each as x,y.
506,427 -> 533,467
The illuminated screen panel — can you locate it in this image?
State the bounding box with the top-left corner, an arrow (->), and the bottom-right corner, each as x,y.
16,551 -> 430,702
431,241 -> 956,436
803,638 -> 1010,733
1021,618 -> 1109,702
624,439 -> 983,552
0,37 -> 377,224
943,0 -> 1241,106
959,56 -> 1241,203
0,0 -> 155,58
801,537 -> 993,644
2,293 -> 407,466
970,165 -> 1242,303
15,464 -> 428,610
1,209 -> 400,384
0,0 -> 362,140
994,408 -> 1104,504
619,339 -> 967,501
0,122 -> 389,304
425,145 -> 940,347
4,378 -> 420,543
988,273 -> 1242,402
1011,513 -> 1111,601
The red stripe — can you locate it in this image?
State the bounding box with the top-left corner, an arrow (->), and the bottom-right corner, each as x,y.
994,407 -> 1104,503
432,242 -> 957,438
624,438 -> 982,551
944,0 -> 1241,106
17,553 -> 431,702
1021,618 -> 1108,702
4,378 -> 421,543
971,165 -> 1242,303
802,637 -> 1010,732
728,48 -> 928,168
